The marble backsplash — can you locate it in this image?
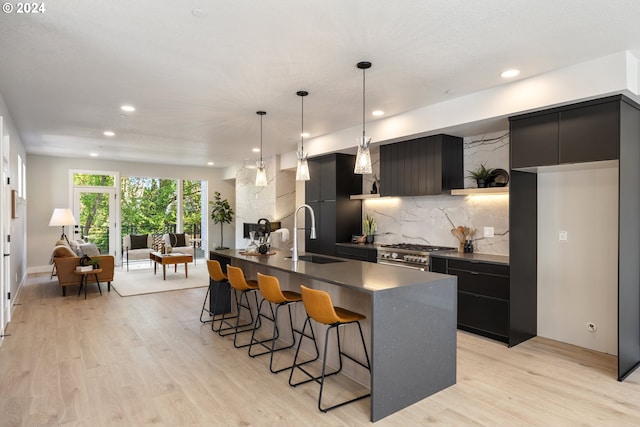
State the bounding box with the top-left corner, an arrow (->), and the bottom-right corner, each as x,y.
363,131 -> 510,255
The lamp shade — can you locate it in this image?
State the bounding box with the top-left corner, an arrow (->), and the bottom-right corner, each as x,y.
48,208 -> 77,226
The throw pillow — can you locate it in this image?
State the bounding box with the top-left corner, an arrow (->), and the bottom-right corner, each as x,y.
78,243 -> 101,257
53,245 -> 76,258
69,239 -> 81,255
130,234 -> 149,250
169,233 -> 186,247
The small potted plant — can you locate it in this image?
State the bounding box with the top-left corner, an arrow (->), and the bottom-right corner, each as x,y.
467,163 -> 495,188
363,214 -> 377,244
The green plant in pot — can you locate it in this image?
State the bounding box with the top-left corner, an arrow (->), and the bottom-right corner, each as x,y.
363,214 -> 377,244
210,191 -> 234,250
467,163 -> 495,188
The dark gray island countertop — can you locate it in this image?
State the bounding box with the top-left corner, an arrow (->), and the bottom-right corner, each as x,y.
211,248 -> 454,292
209,248 -> 457,422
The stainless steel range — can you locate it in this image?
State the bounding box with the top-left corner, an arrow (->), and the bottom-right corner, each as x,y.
377,243 -> 456,270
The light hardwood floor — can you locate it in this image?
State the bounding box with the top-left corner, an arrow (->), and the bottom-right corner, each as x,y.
1,272 -> 640,426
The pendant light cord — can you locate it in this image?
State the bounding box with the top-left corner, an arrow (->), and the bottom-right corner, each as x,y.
362,67 -> 366,139
301,94 -> 304,151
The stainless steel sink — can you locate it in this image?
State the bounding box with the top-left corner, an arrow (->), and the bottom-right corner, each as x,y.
285,255 -> 346,264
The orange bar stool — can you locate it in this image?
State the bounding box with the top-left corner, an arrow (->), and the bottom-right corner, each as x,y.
201,260 -> 228,324
289,285 -> 371,413
248,273 -> 319,373
217,265 -> 262,348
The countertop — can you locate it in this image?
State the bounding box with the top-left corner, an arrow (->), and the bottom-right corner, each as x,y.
335,242 -> 379,250
210,248 -> 453,293
429,251 -> 510,266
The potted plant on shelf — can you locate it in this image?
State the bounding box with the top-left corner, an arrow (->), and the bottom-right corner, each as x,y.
210,191 -> 234,250
467,163 -> 495,188
363,214 -> 377,244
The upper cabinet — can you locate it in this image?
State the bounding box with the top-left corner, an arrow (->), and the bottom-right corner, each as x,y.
510,97 -> 620,169
380,134 -> 463,197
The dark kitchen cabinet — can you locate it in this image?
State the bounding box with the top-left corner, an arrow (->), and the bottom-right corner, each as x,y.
380,134 -> 463,196
511,97 -> 620,169
335,243 -> 377,262
430,254 -> 531,346
305,154 -> 362,257
509,94 -> 640,380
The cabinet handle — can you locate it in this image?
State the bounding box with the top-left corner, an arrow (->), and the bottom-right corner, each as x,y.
470,271 -> 480,275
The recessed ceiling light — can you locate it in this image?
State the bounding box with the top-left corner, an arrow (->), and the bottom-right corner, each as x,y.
121,105 -> 136,112
252,148 -> 260,153
103,131 -> 115,137
207,161 -> 214,166
372,110 -> 384,117
501,69 -> 520,78
90,153 -> 98,157
301,132 -> 310,138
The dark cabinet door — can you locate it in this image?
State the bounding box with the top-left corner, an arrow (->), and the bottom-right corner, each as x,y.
319,156 -> 337,201
429,256 -> 447,273
559,101 -> 620,164
380,134 -> 462,196
305,160 -> 322,202
510,112 -> 559,168
458,292 -> 509,338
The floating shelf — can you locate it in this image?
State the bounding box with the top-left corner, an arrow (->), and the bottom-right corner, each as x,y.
451,187 -> 509,196
350,194 -> 382,200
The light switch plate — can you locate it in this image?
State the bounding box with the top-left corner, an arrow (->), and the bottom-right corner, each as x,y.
484,227 -> 494,238
559,230 -> 568,242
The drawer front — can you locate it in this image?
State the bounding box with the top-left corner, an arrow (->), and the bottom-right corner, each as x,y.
458,292 -> 509,337
430,256 -> 447,273
447,259 -> 509,276
335,245 -> 376,262
448,268 -> 509,299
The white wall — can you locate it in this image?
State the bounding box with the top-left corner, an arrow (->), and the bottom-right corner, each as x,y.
537,166 -> 618,355
0,92 -> 28,308
26,155 -> 235,268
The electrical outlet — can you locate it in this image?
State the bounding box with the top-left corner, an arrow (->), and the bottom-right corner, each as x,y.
559,230 -> 568,242
586,322 -> 597,332
484,227 -> 494,238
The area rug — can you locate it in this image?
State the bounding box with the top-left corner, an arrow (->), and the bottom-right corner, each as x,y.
111,261 -> 208,297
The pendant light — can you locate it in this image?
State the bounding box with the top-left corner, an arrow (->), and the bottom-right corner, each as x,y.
354,61 -> 373,174
296,90 -> 310,181
255,111 -> 268,187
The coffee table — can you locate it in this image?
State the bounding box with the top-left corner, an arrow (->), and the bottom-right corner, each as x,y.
149,251 -> 193,280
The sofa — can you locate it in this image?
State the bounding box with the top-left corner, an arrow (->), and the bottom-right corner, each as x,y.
162,233 -> 195,258
52,245 -> 115,296
122,234 -> 155,271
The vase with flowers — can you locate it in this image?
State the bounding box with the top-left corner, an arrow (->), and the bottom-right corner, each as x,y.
363,214 -> 377,244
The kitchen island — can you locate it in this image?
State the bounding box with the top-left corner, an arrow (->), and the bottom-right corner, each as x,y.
210,249 -> 457,422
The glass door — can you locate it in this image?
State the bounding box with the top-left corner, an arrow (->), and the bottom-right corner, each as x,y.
73,187 -> 117,257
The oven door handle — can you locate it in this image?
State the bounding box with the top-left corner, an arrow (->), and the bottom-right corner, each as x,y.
377,259 -> 426,271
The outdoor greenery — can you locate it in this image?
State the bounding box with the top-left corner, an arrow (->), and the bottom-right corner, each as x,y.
75,174 -> 203,254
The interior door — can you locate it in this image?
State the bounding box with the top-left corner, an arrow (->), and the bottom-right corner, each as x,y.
73,187 -> 117,258
1,116 -> 10,334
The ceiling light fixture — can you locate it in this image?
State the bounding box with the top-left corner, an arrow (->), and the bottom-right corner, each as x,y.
103,130 -> 115,137
501,69 -> 520,78
121,105 -> 136,112
354,61 -> 373,174
372,110 -> 384,117
296,90 -> 310,181
255,111 -> 268,187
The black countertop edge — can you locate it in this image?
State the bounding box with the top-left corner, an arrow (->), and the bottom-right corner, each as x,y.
429,251 -> 510,266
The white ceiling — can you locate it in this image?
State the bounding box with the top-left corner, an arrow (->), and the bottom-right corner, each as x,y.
1,0 -> 640,168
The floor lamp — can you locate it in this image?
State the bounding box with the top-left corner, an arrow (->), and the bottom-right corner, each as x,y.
49,208 -> 77,279
49,208 -> 77,245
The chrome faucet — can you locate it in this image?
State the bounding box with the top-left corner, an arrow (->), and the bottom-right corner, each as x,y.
292,203 -> 316,262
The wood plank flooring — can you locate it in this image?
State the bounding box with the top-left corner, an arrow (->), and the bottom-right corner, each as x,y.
1,272 -> 640,426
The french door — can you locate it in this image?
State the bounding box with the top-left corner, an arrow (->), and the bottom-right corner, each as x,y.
1,117 -> 10,335
73,187 -> 117,258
